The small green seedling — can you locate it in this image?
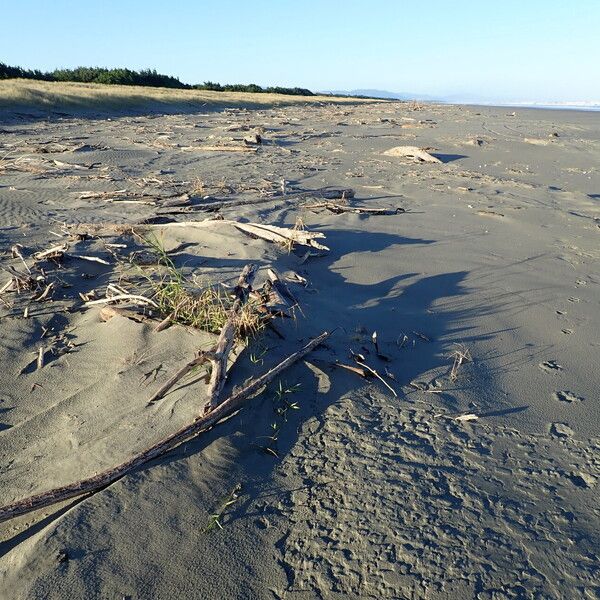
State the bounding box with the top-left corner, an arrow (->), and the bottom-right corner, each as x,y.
205,484 -> 242,532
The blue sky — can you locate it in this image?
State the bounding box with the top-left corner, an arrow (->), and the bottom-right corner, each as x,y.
2,0 -> 599,101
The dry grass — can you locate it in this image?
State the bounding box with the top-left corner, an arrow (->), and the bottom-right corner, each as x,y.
152,279 -> 263,336
0,79 -> 386,113
142,234 -> 263,337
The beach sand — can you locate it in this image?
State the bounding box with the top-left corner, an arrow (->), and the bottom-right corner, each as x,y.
0,83 -> 598,599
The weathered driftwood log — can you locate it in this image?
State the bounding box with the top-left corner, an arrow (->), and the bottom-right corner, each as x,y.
187,187 -> 356,213
382,146 -> 441,163
234,222 -> 329,251
181,145 -> 257,153
303,201 -> 405,215
63,220 -> 329,254
0,331 -> 329,524
206,264 -> 257,409
85,293 -> 159,308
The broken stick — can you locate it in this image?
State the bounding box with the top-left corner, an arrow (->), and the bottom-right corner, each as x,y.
206,263 -> 257,409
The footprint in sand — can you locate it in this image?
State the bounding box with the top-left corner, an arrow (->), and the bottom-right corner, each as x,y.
539,360 -> 563,373
553,391 -> 583,403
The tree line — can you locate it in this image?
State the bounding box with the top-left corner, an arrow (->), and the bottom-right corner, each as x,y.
0,63 -> 314,96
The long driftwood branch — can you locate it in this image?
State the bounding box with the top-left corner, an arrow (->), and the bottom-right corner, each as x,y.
0,331 -> 329,524
303,201 -> 405,215
173,186 -> 355,213
206,263 -> 257,409
180,145 -> 258,153
233,222 -> 329,251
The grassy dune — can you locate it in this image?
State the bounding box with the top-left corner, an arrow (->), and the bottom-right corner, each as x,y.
0,79 -> 384,114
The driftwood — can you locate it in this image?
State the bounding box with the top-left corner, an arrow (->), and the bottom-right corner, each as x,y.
148,219 -> 329,252
303,201 -> 405,215
234,222 -> 329,251
371,331 -> 391,361
33,282 -> 54,302
206,264 -> 257,409
1,266 -> 42,294
11,244 -> 31,273
181,145 -> 257,153
52,159 -> 94,170
85,293 -> 159,308
146,350 -> 210,405
351,351 -> 398,398
382,146 -> 442,163
36,347 -> 45,370
284,271 -> 308,286
32,243 -> 69,262
147,264 -> 257,406
267,268 -> 299,308
76,190 -> 189,207
71,254 -> 111,266
0,331 -> 329,524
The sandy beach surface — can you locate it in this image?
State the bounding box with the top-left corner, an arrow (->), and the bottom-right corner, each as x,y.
0,84 -> 598,599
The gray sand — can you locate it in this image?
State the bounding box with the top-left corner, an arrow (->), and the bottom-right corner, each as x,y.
0,97 -> 598,599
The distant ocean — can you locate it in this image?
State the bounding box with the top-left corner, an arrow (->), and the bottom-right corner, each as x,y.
472,102 -> 600,112
324,91 -> 600,111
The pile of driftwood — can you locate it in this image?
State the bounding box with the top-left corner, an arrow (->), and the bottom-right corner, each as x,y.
0,183 -> 405,524
173,186 -> 357,215
0,263 -> 328,524
66,218 -> 331,253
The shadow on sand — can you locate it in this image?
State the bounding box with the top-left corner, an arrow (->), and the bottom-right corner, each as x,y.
0,224 -> 513,570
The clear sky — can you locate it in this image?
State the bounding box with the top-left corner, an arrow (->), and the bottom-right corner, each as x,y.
2,0 -> 599,102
